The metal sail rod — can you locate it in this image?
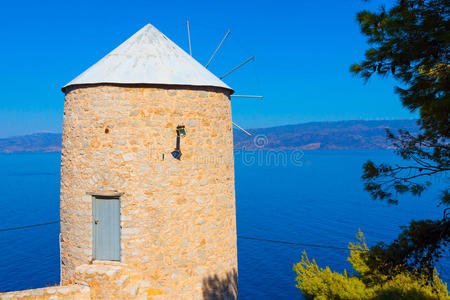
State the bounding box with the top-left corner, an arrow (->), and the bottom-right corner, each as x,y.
231,95 -> 264,99
220,56 -> 255,79
205,30 -> 231,68
187,20 -> 192,56
232,122 -> 252,136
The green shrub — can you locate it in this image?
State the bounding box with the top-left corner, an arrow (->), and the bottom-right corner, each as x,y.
293,230 -> 449,300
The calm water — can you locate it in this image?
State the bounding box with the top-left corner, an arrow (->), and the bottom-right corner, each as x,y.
0,151 -> 447,298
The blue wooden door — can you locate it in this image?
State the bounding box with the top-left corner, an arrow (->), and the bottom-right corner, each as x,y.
93,197 -> 121,261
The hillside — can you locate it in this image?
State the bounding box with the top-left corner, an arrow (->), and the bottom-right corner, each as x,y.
233,119 -> 419,150
0,132 -> 62,153
0,120 -> 419,153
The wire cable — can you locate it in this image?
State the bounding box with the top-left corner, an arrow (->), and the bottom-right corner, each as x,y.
0,221 -> 59,232
238,235 -> 350,251
0,221 -> 349,250
0,221 -> 448,261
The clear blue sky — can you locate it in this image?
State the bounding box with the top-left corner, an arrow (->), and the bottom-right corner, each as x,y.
0,0 -> 414,137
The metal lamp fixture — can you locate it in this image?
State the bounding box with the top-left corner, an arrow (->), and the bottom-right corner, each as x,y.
172,125 -> 186,160
176,125 -> 186,137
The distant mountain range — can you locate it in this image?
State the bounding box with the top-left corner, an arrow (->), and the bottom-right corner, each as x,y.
0,120 -> 419,153
0,132 -> 62,153
233,119 -> 419,150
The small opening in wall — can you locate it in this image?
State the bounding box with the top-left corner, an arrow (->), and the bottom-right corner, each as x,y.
105,128 -> 110,134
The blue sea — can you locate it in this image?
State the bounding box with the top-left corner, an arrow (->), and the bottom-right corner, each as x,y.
0,151 -> 448,299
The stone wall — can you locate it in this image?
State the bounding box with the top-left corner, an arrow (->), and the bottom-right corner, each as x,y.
0,284 -> 90,300
60,84 -> 238,299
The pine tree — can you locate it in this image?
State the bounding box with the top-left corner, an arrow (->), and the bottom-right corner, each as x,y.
351,0 -> 449,281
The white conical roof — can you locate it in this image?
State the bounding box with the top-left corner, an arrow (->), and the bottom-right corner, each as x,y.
63,24 -> 232,92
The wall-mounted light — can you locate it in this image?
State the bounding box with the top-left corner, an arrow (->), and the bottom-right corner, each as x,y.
172,125 -> 186,160
176,125 -> 186,137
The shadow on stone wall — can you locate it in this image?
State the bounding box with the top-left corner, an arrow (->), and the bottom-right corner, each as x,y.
202,269 -> 238,300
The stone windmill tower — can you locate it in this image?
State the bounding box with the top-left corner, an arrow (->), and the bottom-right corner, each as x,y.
60,24 -> 238,299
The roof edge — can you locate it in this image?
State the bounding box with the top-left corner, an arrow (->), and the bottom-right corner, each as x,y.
61,82 -> 234,95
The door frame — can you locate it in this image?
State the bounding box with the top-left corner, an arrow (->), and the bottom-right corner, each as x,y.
91,195 -> 122,261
